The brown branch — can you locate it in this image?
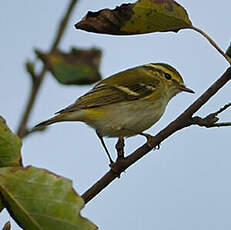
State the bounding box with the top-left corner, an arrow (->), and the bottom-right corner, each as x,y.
189,102 -> 231,128
213,102 -> 231,115
193,120 -> 231,128
226,42 -> 231,59
17,0 -> 78,138
115,137 -> 125,159
2,221 -> 11,230
25,60 -> 36,83
82,67 -> 231,204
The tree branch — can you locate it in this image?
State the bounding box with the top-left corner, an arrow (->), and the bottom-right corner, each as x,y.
193,120 -> 231,128
17,0 -> 78,138
2,221 -> 11,230
189,102 -> 231,128
82,67 -> 231,204
226,42 -> 231,59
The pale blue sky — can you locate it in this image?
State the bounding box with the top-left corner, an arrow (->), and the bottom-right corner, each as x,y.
1,1 -> 231,229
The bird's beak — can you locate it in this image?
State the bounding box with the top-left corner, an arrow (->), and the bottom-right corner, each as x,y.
178,84 -> 195,93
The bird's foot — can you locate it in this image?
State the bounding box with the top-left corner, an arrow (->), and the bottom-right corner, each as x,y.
139,132 -> 160,150
109,159 -> 126,178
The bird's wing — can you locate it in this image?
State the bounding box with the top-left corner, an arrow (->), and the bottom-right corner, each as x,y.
57,67 -> 160,113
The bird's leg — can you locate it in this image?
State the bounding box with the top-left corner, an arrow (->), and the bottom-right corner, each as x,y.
139,132 -> 160,149
108,136 -> 125,178
96,131 -> 114,164
115,136 -> 125,159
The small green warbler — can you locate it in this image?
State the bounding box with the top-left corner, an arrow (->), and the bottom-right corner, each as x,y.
35,63 -> 194,163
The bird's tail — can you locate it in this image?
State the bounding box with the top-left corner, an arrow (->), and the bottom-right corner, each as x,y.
33,110 -> 84,133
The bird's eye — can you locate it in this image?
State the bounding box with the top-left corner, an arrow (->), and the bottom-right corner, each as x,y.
164,73 -> 172,80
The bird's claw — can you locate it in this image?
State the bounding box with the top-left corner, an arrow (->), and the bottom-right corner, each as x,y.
139,133 -> 160,150
110,162 -> 123,178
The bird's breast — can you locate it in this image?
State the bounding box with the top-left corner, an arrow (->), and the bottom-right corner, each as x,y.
83,99 -> 168,137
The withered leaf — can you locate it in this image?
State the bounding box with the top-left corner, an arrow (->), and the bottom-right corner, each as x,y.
75,0 -> 192,35
36,48 -> 102,85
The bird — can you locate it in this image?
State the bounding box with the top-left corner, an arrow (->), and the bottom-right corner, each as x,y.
35,63 -> 194,163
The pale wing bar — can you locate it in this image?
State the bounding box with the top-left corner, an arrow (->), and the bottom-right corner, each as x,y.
57,83 -> 157,113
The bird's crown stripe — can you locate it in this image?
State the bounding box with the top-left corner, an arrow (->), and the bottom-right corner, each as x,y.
146,64 -> 168,74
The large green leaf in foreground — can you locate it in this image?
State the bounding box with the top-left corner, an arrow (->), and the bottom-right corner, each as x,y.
0,166 -> 97,230
0,116 -> 21,167
36,48 -> 102,85
75,0 -> 192,35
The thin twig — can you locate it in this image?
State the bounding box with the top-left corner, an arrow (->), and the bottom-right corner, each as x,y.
208,122 -> 231,127
191,116 -> 231,128
213,102 -> 231,116
226,43 -> 231,58
197,121 -> 231,128
2,221 -> 11,230
17,0 -> 78,138
81,67 -> 231,204
189,102 -> 231,128
191,26 -> 231,64
115,137 -> 125,159
25,60 -> 36,83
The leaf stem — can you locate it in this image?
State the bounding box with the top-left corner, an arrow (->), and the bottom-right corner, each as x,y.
17,0 -> 78,138
191,26 -> 231,64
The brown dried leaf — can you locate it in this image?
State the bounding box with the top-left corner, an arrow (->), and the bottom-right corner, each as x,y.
75,0 -> 192,35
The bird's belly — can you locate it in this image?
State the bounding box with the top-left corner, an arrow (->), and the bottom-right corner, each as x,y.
84,100 -> 166,137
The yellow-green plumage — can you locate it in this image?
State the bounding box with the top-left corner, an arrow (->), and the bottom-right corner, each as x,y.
35,63 -> 193,138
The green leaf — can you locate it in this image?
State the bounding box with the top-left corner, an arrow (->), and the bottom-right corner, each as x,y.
75,0 -> 192,35
36,48 -> 102,85
0,166 -> 97,230
0,117 -> 22,167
